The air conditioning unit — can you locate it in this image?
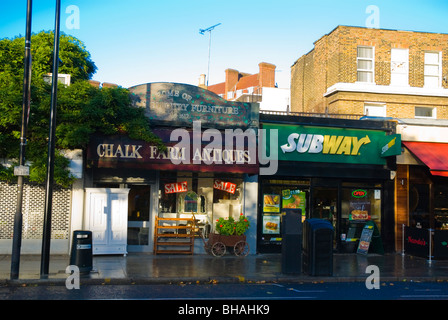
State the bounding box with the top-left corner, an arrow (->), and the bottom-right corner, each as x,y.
43,73 -> 71,86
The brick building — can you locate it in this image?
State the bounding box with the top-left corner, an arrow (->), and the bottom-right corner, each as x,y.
204,62 -> 290,111
291,25 -> 448,119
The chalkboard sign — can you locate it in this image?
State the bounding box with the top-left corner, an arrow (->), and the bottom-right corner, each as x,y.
357,223 -> 374,254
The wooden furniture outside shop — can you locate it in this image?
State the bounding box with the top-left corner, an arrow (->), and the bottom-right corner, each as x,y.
154,217 -> 196,254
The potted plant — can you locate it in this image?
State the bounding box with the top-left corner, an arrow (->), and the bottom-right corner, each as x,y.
207,214 -> 250,256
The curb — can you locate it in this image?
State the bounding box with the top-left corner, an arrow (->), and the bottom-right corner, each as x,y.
2,275 -> 448,287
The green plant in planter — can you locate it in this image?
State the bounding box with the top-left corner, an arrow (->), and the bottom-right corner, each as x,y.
215,217 -> 235,236
215,214 -> 250,236
235,214 -> 250,236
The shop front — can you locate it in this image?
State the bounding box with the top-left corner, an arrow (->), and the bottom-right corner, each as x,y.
395,120 -> 448,254
83,83 -> 259,254
258,115 -> 400,253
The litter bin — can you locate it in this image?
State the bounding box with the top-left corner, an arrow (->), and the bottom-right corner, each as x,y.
70,230 -> 93,274
303,219 -> 333,276
281,209 -> 302,274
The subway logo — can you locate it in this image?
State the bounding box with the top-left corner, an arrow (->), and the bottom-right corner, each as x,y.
280,133 -> 371,156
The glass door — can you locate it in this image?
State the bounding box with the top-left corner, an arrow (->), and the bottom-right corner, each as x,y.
311,187 -> 338,249
127,185 -> 152,252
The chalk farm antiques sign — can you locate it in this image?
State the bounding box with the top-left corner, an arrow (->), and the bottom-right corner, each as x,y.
129,82 -> 259,129
87,128 -> 258,174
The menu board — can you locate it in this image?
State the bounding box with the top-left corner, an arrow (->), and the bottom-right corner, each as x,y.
357,223 -> 374,254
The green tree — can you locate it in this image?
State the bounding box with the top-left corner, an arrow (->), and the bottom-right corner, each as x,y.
0,31 -> 162,187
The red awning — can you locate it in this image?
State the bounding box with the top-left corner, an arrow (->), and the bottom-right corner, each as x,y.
403,141 -> 448,177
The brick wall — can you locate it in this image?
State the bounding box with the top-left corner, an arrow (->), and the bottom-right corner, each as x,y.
291,25 -> 448,117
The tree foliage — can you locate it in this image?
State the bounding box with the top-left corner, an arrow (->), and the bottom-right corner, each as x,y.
0,31 -> 162,187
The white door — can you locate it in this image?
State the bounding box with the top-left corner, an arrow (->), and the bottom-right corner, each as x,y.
88,192 -> 108,247
85,188 -> 129,255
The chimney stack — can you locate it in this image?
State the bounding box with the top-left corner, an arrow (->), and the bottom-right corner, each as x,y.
198,74 -> 206,88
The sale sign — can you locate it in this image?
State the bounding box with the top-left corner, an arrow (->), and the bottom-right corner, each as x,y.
164,181 -> 188,194
213,179 -> 236,194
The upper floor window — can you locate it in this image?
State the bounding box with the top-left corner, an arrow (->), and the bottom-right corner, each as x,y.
391,48 -> 409,86
357,46 -> 374,83
415,106 -> 437,119
424,51 -> 442,88
364,103 -> 386,117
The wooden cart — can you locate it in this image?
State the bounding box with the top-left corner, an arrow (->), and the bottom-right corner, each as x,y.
204,233 -> 250,257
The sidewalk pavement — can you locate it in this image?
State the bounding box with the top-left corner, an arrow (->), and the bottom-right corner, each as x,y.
0,253 -> 447,286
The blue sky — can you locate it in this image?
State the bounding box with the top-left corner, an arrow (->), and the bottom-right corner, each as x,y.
1,0 -> 448,89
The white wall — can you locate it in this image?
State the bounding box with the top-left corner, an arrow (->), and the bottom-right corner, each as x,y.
259,87 -> 290,112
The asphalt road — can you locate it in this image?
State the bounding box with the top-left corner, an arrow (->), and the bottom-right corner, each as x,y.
1,281 -> 447,301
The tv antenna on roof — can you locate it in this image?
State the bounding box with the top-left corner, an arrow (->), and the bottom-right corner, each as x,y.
199,23 -> 221,87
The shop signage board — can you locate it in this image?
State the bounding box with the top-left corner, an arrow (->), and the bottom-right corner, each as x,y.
380,134 -> 401,157
87,127 -> 259,174
129,82 -> 259,129
262,123 -> 400,165
404,226 -> 430,258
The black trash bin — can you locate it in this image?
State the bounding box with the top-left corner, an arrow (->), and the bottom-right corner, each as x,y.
281,209 -> 302,274
70,230 -> 93,274
303,219 -> 333,276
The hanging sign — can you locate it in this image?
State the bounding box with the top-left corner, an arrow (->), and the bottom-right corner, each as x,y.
164,181 -> 188,194
213,179 -> 236,194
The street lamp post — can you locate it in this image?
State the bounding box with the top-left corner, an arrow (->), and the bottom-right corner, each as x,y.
10,0 -> 33,281
40,0 -> 61,278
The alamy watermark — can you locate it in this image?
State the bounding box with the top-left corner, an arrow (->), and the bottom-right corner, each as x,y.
169,120 -> 278,175
65,5 -> 80,30
365,265 -> 380,290
366,4 -> 380,29
66,265 -> 80,290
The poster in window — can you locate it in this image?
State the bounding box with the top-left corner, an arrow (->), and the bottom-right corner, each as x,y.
349,201 -> 371,220
263,194 -> 280,213
262,215 -> 281,234
282,189 -> 306,215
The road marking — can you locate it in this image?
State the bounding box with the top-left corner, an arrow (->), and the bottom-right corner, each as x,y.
271,283 -> 326,293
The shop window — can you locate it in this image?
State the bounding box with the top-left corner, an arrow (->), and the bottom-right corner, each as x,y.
409,184 -> 430,229
434,184 -> 448,230
260,181 -> 310,248
340,188 -> 382,252
159,172 -> 244,238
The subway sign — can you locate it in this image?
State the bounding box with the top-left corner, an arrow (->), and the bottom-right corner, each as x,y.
262,123 -> 398,165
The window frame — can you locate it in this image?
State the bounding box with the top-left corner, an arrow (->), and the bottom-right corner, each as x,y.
357,46 -> 375,83
424,51 -> 442,88
414,106 -> 437,119
390,48 -> 409,86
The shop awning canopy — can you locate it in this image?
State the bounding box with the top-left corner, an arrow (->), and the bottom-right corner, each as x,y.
403,141 -> 448,177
